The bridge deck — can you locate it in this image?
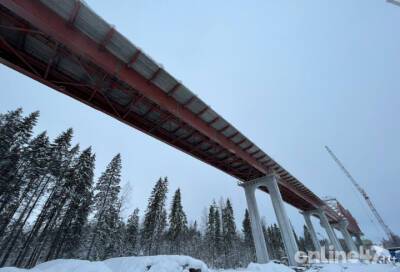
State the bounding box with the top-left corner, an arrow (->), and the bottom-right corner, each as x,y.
0,0 -> 360,234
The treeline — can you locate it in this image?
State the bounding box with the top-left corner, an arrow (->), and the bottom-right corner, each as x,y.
0,108 -> 315,269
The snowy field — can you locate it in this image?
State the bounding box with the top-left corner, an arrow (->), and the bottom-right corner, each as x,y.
305,263 -> 400,272
0,256 -> 399,272
218,262 -> 400,272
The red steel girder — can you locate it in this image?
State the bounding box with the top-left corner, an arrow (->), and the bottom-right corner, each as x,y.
67,0 -> 81,26
0,0 -> 327,211
167,82 -> 181,96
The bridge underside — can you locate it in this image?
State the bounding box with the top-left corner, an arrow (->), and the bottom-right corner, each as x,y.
0,0 -> 361,234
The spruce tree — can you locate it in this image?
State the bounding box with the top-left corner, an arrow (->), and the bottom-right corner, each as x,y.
0,132 -> 52,266
214,207 -> 222,256
262,221 -> 275,260
205,203 -> 216,266
0,110 -> 39,213
167,188 -> 187,254
87,154 -> 122,260
0,108 -> 23,159
45,147 -> 96,260
0,132 -> 51,237
141,177 -> 168,255
269,224 -> 285,261
186,221 -> 202,259
242,209 -> 255,263
221,199 -> 237,268
204,201 -> 223,267
303,225 -> 315,251
13,129 -> 76,268
126,208 -> 140,256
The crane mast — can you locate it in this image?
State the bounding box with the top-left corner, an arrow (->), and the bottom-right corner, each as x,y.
325,146 -> 395,240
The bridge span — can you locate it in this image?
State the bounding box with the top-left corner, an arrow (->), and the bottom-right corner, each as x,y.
0,0 -> 362,266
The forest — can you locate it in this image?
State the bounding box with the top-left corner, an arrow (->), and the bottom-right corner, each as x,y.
0,108 -> 317,269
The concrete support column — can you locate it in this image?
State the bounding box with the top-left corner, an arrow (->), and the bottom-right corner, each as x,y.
354,234 -> 363,248
302,212 -> 321,252
337,220 -> 358,252
264,175 -> 299,266
240,182 -> 270,263
316,208 -> 343,251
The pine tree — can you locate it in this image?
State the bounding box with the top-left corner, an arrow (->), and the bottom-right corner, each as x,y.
126,208 -> 140,256
87,154 -> 122,260
141,177 -> 168,256
167,188 -> 187,254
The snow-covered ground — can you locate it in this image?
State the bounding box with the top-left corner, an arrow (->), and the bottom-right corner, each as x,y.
213,262 -> 295,272
0,256 -> 207,272
307,263 -> 400,272
0,256 -> 399,272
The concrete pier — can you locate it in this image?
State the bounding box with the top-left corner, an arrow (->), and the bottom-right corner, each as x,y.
240,181 -> 270,263
336,219 -> 358,252
316,208 -> 343,252
302,211 -> 322,252
240,175 -> 299,266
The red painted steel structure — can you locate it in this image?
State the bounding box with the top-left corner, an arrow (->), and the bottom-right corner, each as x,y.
0,0 -> 361,234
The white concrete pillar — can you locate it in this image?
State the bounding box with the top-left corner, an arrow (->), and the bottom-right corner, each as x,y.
354,234 -> 363,248
316,208 -> 343,252
240,182 -> 270,263
302,212 -> 322,252
337,220 -> 358,252
264,175 -> 299,266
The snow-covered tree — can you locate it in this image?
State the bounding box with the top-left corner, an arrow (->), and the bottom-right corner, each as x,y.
0,110 -> 39,214
141,177 -> 168,255
303,225 -> 315,251
167,188 -> 187,254
13,129 -> 76,268
242,209 -> 255,263
45,147 -> 96,261
0,132 -> 52,266
87,154 -> 122,260
126,208 -> 140,256
221,199 -> 238,268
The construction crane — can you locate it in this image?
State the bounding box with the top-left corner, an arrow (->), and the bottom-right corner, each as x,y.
325,146 -> 395,240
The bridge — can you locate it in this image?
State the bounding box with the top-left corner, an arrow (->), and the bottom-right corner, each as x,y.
0,0 -> 363,266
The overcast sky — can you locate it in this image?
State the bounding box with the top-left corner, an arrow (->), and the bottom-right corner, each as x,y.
1,0 -> 399,243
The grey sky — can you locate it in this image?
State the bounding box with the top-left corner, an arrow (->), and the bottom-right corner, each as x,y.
1,0 -> 399,243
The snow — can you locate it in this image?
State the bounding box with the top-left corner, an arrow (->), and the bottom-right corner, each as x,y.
0,256 -> 208,272
33,259 -> 111,272
215,262 -> 295,272
103,255 -> 208,272
370,245 -> 391,258
308,263 -> 400,272
1,256 -> 399,272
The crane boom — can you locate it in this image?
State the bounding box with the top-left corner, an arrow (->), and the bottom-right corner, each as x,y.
325,146 -> 394,239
